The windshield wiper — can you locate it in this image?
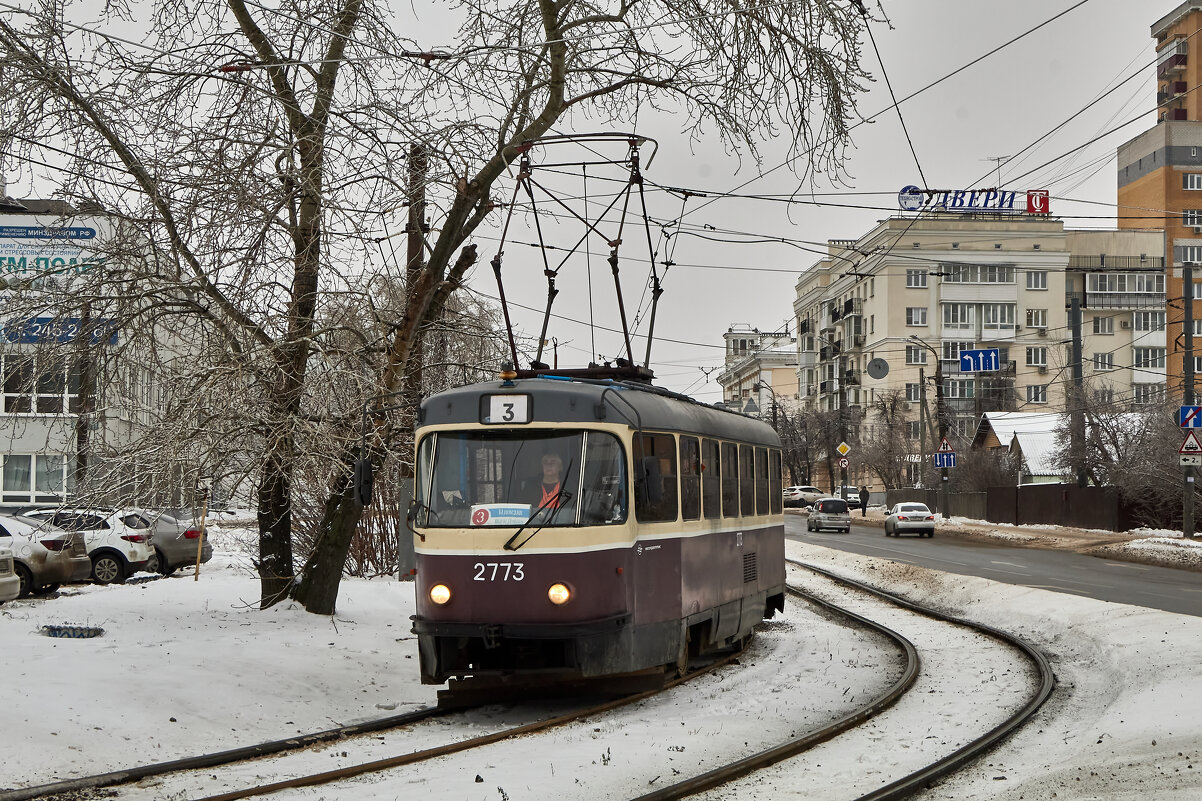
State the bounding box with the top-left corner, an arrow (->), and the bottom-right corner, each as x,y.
503,459 -> 574,551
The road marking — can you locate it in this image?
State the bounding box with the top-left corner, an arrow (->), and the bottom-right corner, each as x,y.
1102,562 -> 1151,570
989,560 -> 1027,569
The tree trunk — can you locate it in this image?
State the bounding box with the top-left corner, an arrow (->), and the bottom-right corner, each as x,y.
257,445 -> 296,608
291,453 -> 363,614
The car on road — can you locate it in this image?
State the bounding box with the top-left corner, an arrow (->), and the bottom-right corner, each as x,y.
0,546 -> 19,602
884,502 -> 937,538
784,486 -> 821,507
806,497 -> 851,533
18,508 -> 154,584
837,486 -> 861,505
136,509 -> 213,575
0,513 -> 91,596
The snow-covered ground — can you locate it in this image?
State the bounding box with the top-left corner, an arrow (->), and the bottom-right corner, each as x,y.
3,521 -> 1202,799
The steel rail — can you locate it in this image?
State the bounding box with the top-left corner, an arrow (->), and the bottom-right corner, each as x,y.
630,559 -> 1053,801
630,579 -> 921,801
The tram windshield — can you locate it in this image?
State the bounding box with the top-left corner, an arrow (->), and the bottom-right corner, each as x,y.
415,429 -> 627,528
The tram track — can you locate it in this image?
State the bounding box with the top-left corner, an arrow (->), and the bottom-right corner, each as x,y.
9,559 -> 1054,801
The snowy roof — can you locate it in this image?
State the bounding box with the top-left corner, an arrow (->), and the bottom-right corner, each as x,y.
1011,430 -> 1061,477
974,411 -> 1066,479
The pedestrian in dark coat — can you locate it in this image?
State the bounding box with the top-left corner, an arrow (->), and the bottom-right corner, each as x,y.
859,486 -> 869,517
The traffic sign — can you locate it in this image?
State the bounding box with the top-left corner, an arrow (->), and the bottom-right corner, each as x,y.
937,437 -> 954,453
1181,454 -> 1202,467
838,457 -> 849,469
836,441 -> 851,457
934,452 -> 957,469
1181,430 -> 1202,454
1180,406 -> 1202,428
959,348 -> 1000,372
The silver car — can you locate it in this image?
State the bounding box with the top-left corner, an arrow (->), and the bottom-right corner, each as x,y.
884,502 -> 936,538
0,546 -> 19,602
137,509 -> 214,575
0,513 -> 92,596
806,497 -> 851,533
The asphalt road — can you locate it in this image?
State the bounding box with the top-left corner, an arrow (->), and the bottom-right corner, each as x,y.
786,516 -> 1202,618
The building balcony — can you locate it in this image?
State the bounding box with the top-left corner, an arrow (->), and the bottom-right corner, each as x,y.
1157,52 -> 1187,78
842,297 -> 863,318
799,319 -> 811,335
1065,290 -> 1166,310
819,344 -> 842,361
819,379 -> 839,395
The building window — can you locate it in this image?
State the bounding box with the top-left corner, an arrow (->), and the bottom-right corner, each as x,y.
905,383 -> 921,402
1193,283 -> 1202,300
905,346 -> 927,365
1026,271 -> 1048,290
1134,311 -> 1166,331
905,307 -> 927,326
1025,308 -> 1048,328
1026,346 -> 1047,366
942,341 -> 973,361
944,264 -> 1015,283
908,421 -> 922,440
982,303 -> 1016,330
1093,315 -> 1114,335
943,378 -> 975,398
1093,387 -> 1115,405
942,303 -> 975,329
1092,352 -> 1114,371
1186,210 -> 1202,226
1134,383 -> 1166,405
1088,273 -> 1165,293
906,269 -> 927,288
1026,385 -> 1047,404
1,454 -> 74,504
1185,174 -> 1202,190
1,356 -> 81,415
1134,347 -> 1167,368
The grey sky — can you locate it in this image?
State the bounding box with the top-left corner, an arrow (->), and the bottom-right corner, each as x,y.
456,0 -> 1162,399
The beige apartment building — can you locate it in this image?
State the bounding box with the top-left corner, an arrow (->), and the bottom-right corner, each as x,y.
792,213 -> 1164,486
716,324 -> 799,419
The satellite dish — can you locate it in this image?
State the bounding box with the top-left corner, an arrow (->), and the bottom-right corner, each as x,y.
866,358 -> 889,380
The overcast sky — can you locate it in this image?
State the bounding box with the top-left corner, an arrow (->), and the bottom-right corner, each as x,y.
452,0 -> 1164,399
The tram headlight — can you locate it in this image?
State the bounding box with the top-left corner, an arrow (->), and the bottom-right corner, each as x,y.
547,582 -> 572,606
429,583 -> 452,605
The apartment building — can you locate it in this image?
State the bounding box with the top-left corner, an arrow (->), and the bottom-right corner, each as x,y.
792,214 -> 1163,483
717,324 -> 799,418
1116,1 -> 1202,400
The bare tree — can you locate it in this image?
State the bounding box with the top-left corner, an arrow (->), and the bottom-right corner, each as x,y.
859,390 -> 911,489
0,0 -> 874,612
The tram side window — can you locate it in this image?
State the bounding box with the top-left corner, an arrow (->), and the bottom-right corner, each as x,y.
634,433 -> 679,523
721,442 -> 739,517
770,449 -> 783,514
701,438 -> 721,520
739,444 -> 754,516
754,447 -> 768,515
679,436 -> 701,521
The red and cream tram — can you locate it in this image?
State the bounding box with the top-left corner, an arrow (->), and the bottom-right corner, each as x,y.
409,368 -> 785,687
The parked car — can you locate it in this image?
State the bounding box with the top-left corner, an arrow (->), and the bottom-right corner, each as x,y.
136,509 -> 213,575
806,497 -> 851,533
783,487 -> 805,507
838,486 -> 861,505
0,513 -> 92,596
18,508 -> 154,584
884,502 -> 937,538
786,486 -> 825,507
0,546 -> 19,603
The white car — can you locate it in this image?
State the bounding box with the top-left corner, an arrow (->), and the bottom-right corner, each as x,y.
884,503 -> 937,538
0,546 -> 18,602
19,508 -> 154,584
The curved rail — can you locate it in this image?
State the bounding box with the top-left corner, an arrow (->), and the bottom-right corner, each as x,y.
630,580 -> 921,801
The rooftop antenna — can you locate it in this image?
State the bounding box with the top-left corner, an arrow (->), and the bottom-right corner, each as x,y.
982,156 -> 1009,187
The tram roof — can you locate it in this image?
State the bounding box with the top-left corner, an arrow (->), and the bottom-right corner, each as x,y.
420,376 -> 781,446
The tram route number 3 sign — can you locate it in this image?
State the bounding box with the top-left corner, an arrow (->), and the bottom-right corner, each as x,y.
484,394 -> 530,424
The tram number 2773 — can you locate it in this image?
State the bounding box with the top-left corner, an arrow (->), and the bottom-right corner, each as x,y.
473,562 -> 526,581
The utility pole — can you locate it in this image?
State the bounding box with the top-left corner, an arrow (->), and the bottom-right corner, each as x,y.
918,366 -> 926,487
1070,297 -> 1087,488
402,141 -> 428,464
838,352 -> 848,500
1185,263 -> 1196,539
911,336 -> 947,516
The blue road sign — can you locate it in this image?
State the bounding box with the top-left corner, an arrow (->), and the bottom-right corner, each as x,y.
959,348 -> 1000,372
1181,406 -> 1202,428
933,452 -> 957,469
